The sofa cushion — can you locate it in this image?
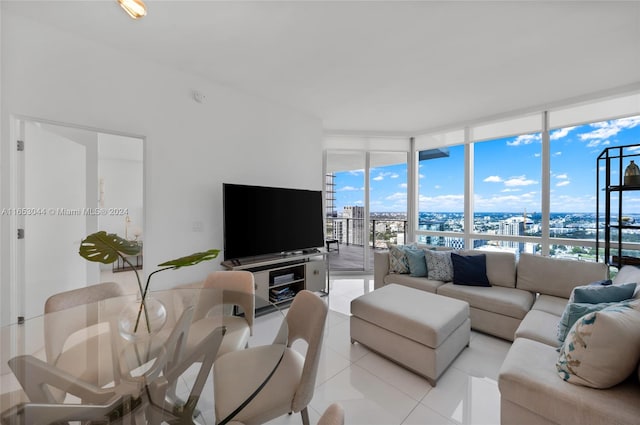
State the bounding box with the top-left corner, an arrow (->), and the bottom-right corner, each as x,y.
451,253 -> 490,287
499,337 -> 640,425
424,250 -> 453,281
436,283 -> 534,320
612,265 -> 640,287
571,281 -> 636,304
383,274 -> 445,294
405,248 -> 427,277
460,249 -> 517,288
388,244 -> 412,274
516,253 -> 608,298
556,300 -> 640,389
531,294 -> 567,316
514,309 -> 562,347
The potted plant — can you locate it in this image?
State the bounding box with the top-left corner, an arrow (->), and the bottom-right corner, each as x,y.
79,231 -> 219,338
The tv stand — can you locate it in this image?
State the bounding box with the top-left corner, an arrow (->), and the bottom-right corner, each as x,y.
221,251 -> 328,311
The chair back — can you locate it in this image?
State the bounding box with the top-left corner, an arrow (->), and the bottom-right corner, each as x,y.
43,282 -> 129,365
196,271 -> 255,331
286,290 -> 328,413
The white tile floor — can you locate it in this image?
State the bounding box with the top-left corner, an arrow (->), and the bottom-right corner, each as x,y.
183,275 -> 512,425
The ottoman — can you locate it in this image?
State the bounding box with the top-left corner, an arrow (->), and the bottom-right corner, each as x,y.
350,284 -> 470,386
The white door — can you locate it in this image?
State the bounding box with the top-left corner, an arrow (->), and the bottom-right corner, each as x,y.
19,121 -> 91,320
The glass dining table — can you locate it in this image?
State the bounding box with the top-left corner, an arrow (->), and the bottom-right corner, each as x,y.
0,287 -> 287,425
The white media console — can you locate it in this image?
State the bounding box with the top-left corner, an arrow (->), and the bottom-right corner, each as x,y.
221,250 -> 328,311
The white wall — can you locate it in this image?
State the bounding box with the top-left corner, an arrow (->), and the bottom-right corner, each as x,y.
0,12 -> 323,324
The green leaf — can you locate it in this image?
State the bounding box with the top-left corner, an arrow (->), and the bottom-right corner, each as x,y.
79,231 -> 142,264
157,249 -> 220,269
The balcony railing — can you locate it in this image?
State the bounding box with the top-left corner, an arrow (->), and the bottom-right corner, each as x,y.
325,217 -> 408,249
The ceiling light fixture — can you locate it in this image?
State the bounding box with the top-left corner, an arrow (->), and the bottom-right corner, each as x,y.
117,0 -> 147,20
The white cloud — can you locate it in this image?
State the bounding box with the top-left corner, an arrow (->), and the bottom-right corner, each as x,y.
373,175 -> 384,181
534,153 -> 541,157
553,151 -> 562,156
386,192 -> 407,201
555,173 -> 568,179
504,175 -> 538,187
507,134 -> 541,146
579,117 -> 640,144
338,186 -> 361,192
399,183 -> 407,189
556,180 -> 571,187
418,194 -> 464,212
501,188 -> 522,193
434,185 -> 441,189
348,169 -> 364,176
390,173 -> 400,179
483,175 -> 503,183
419,174 -> 425,179
550,126 -> 576,140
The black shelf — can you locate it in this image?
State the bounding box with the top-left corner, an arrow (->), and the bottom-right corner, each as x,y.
596,144 -> 640,269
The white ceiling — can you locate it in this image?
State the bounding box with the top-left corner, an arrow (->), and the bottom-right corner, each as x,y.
4,1 -> 640,135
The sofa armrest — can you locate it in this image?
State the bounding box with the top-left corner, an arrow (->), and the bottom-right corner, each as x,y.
374,250 -> 390,289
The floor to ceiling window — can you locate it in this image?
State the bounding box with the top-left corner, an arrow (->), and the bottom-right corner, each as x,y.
417,145 -> 465,248
473,132 -> 542,254
325,92 -> 640,270
549,115 -> 640,261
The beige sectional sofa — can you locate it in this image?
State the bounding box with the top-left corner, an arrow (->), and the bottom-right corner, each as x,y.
374,249 -> 607,341
374,247 -> 640,425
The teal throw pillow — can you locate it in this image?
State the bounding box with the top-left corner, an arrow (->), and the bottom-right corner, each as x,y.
405,249 -> 427,277
557,301 -> 622,343
572,282 -> 636,304
451,253 -> 491,287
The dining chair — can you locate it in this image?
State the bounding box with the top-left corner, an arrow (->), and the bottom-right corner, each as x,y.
187,271 -> 255,358
1,306 -> 197,425
43,281 -> 136,401
213,290 -> 328,425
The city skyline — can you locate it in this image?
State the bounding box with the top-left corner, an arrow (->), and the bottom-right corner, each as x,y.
333,115 -> 640,214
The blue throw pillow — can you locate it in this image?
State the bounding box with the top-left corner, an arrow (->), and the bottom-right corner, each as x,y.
405,248 -> 427,277
572,282 -> 636,304
557,301 -> 622,343
451,253 -> 491,287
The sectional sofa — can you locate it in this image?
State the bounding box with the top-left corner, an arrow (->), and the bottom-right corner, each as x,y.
374,249 -> 607,341
374,247 -> 640,425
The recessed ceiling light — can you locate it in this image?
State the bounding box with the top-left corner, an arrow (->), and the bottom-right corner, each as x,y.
117,0 -> 147,20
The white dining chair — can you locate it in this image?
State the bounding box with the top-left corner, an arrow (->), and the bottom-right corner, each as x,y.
213,290 -> 328,425
187,271 -> 255,359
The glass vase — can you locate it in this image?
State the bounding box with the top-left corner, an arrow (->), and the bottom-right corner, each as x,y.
118,295 -> 167,341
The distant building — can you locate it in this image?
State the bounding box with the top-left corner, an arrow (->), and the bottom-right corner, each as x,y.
342,206 -> 365,246
498,216 -> 533,252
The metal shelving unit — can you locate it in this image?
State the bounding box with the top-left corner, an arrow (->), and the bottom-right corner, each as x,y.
596,144 -> 640,268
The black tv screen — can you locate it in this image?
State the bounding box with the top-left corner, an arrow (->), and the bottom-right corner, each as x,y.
223,183 -> 325,260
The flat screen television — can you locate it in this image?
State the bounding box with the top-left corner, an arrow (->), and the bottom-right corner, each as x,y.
223,183 -> 325,261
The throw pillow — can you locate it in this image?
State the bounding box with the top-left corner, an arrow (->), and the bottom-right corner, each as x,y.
451,253 -> 491,287
388,245 -> 411,274
405,248 -> 427,277
572,282 -> 636,304
556,301 -> 621,343
424,250 -> 453,281
556,300 -> 640,389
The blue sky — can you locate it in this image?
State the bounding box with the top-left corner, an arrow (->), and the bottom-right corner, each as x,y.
333,115 -> 640,213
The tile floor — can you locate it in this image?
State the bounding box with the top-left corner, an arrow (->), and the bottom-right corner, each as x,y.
182,275 -> 512,425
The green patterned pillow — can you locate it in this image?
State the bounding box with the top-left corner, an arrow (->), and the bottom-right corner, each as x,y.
388,245 -> 414,274
556,299 -> 640,388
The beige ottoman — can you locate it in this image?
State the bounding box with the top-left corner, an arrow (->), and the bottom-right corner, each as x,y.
350,284 -> 470,386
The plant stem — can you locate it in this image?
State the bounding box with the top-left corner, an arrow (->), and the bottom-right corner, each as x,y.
121,255 -> 151,333
133,266 -> 174,333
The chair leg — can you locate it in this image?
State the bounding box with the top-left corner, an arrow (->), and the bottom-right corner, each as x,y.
300,407 -> 310,425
